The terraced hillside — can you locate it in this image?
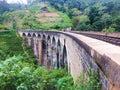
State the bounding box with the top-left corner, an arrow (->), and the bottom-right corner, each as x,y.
2,4 -> 71,30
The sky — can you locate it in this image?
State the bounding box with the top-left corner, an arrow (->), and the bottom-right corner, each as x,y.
7,0 -> 27,4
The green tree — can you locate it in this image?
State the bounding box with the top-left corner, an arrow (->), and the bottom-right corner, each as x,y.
102,26 -> 115,32
101,13 -> 112,28
88,6 -> 101,25
0,0 -> 9,14
72,15 -> 90,30
113,16 -> 120,32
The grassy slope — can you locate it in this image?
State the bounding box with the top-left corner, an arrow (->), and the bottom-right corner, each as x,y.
2,4 -> 71,30
0,31 -> 35,61
0,31 -> 23,60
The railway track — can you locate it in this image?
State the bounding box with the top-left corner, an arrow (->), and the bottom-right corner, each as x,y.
71,31 -> 120,46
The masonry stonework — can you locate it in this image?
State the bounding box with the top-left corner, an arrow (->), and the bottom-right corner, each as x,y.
19,30 -> 120,90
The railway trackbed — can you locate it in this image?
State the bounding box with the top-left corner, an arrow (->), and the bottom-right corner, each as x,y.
71,31 -> 120,46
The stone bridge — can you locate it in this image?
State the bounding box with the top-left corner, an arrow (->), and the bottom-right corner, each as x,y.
18,30 -> 120,90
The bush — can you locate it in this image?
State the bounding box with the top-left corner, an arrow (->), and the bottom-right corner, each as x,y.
76,23 -> 91,31
102,26 -> 115,32
75,69 -> 101,90
0,24 -> 4,30
58,76 -> 74,90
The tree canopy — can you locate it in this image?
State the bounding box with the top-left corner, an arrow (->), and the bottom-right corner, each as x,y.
0,0 -> 120,31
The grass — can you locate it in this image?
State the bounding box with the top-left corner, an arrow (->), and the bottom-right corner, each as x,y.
0,31 -> 22,60
0,31 -> 35,61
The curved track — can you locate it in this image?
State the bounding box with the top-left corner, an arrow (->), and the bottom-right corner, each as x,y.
71,31 -> 120,46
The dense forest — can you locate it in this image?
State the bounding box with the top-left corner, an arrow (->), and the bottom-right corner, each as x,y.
46,0 -> 120,32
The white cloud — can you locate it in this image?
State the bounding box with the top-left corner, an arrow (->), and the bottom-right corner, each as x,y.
7,0 -> 27,4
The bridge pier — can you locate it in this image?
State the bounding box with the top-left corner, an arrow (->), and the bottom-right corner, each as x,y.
33,38 -> 38,57
37,39 -> 42,65
62,45 -> 67,69
51,46 -> 57,69
57,39 -> 61,69
27,37 -> 32,47
46,36 -> 52,69
42,35 -> 47,67
51,37 -> 57,69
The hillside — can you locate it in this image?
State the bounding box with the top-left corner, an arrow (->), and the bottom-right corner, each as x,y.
47,0 -> 120,32
0,4 -> 71,31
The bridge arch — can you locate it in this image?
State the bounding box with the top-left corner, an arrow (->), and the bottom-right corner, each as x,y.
46,35 -> 52,69
33,33 -> 37,37
28,33 -> 31,37
47,35 -> 51,44
61,45 -> 67,69
42,34 -> 46,40
51,37 -> 57,69
42,34 -> 47,65
19,30 -> 120,90
38,34 -> 41,38
42,35 -> 46,49
22,33 -> 26,37
57,39 -> 61,68
52,37 -> 56,46
26,33 -> 32,46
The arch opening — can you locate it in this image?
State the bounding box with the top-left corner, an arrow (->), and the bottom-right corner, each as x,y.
52,37 -> 56,46
42,35 -> 46,50
27,33 -> 32,46
38,34 -> 41,38
61,45 -> 67,69
28,33 -> 31,37
46,35 -> 52,69
47,36 -> 51,44
43,35 -> 46,39
51,37 -> 57,69
57,39 -> 61,69
42,35 -> 47,65
33,33 -> 36,37
22,33 -> 26,37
